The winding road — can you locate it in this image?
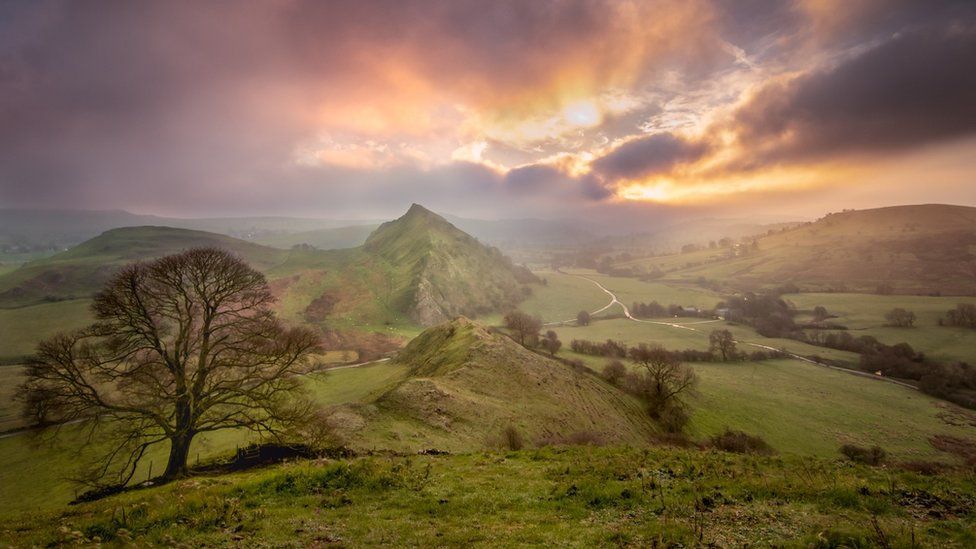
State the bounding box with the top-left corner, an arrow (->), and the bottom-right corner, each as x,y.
546,271 -> 918,391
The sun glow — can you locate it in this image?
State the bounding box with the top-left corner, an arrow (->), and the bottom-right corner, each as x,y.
616,165 -> 846,204
562,100 -> 602,128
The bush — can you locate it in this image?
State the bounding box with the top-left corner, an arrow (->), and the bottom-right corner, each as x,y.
658,404 -> 691,434
839,444 -> 886,465
884,308 -> 916,328
502,425 -> 524,451
896,460 -> 953,475
602,360 -> 627,385
709,429 -> 774,455
943,303 -> 976,328
576,310 -> 591,326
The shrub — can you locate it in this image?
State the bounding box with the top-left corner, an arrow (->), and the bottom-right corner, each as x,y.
502,425 -> 524,451
658,404 -> 691,434
943,303 -> 976,328
709,429 -> 774,455
602,360 -> 627,385
896,460 -> 953,475
884,308 -> 916,327
576,310 -> 591,326
839,444 -> 886,466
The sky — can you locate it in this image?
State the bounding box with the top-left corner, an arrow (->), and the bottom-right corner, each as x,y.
1,0 -> 975,221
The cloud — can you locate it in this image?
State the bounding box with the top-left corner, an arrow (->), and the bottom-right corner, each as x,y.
590,133 -> 711,181
728,12 -> 976,166
0,0 -> 974,218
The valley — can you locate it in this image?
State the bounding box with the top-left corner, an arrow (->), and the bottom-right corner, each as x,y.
6,3 -> 976,543
1,203 -> 976,546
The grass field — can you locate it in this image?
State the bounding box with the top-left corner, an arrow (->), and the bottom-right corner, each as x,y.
618,247 -> 731,274
562,269 -> 724,310
0,299 -> 93,362
563,350 -> 976,461
481,270 -> 612,325
0,366 -> 23,432
4,445 -> 974,547
686,359 -> 976,458
551,318 -> 861,365
787,292 -> 976,363
0,361 -> 408,515
484,269 -> 723,327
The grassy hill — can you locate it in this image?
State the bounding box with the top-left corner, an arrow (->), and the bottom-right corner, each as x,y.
622,204 -> 976,295
254,223 -> 378,250
362,204 -> 537,325
0,226 -> 289,309
334,317 -> 654,451
0,206 -> 538,362
4,445 -> 975,547
0,208 -> 377,255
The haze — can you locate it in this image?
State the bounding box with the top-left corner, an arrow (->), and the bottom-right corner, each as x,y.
2,0 -> 975,220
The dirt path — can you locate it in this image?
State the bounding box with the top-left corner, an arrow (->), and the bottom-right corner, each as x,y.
549,271 -> 917,391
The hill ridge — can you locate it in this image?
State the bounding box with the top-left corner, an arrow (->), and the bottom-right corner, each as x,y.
361,204 -> 537,325
336,317 -> 655,451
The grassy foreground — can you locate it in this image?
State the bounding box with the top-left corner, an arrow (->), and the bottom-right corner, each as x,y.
2,445 -> 974,547
0,362 -> 409,516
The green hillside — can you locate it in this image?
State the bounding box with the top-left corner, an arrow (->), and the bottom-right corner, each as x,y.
362,204 -> 537,325
254,223 -> 378,250
5,445 -> 975,547
622,204 -> 976,294
0,226 -> 288,308
0,207 -> 538,363
335,317 -> 655,451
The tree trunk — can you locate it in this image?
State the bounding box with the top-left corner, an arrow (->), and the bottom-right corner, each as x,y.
163,431 -> 194,479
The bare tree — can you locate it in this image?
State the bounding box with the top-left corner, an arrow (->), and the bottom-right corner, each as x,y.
21,248 -> 319,486
627,344 -> 697,421
708,329 -> 737,361
503,310 -> 542,347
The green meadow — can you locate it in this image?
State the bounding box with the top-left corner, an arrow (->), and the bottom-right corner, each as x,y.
0,361 -> 408,515
787,292 -> 976,363
0,299 -> 93,362
3,446 -> 974,547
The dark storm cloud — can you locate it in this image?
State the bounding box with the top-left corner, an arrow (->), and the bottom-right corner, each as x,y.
730,15 -> 976,167
591,134 -> 710,181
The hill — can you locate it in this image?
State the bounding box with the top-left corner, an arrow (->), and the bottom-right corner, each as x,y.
335,317 -> 654,451
0,226 -> 288,308
0,206 -> 539,361
624,204 -> 976,294
0,208 -> 377,260
361,204 -> 538,325
254,223 -> 378,250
